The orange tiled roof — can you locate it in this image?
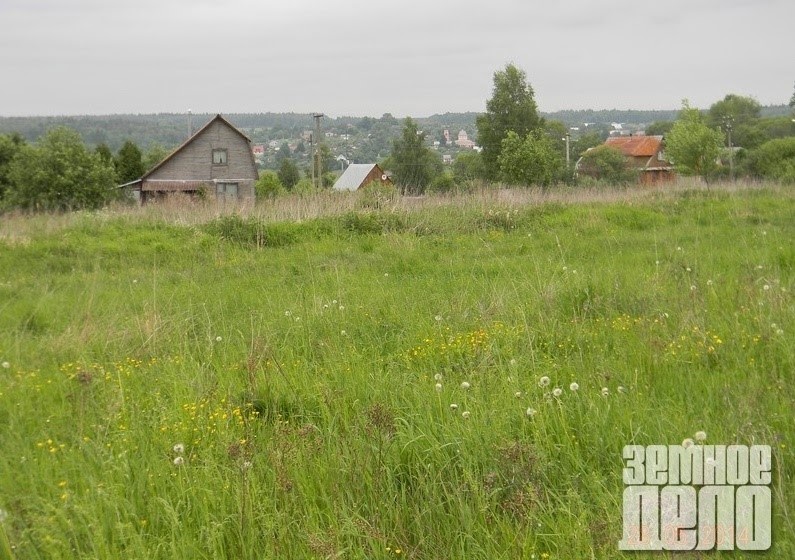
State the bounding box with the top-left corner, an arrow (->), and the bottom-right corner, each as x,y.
605,135 -> 663,157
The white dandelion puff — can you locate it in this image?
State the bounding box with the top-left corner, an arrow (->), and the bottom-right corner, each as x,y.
1,361 -> 9,369
215,336 -> 222,342
694,431 -> 707,442
617,385 -> 628,394
461,411 -> 471,419
601,387 -> 609,397
763,284 -> 770,291
460,381 -> 471,390
514,391 -> 522,398
173,443 -> 185,454
569,382 -> 579,392
552,387 -> 563,397
173,456 -> 185,466
538,376 -> 551,388
526,407 -> 537,417
682,438 -> 695,449
339,305 -> 345,311
435,383 -> 443,392
449,403 -> 459,411
434,315 -> 443,322
241,460 -> 253,470
434,373 -> 443,381
340,330 -> 347,336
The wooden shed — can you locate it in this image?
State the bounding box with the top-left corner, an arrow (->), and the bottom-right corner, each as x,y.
332,163 -> 391,192
123,114 -> 259,203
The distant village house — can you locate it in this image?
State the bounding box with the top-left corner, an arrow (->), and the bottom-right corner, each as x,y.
577,134 -> 674,185
332,163 -> 392,192
122,114 -> 258,203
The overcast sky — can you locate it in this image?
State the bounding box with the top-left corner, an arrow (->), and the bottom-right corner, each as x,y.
1,0 -> 793,117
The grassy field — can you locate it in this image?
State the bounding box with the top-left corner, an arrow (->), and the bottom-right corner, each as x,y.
0,184 -> 793,559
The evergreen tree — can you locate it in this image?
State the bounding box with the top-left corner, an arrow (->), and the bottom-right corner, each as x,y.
115,140 -> 145,183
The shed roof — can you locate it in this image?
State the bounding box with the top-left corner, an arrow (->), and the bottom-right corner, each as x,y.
333,163 -> 382,191
605,135 -> 663,157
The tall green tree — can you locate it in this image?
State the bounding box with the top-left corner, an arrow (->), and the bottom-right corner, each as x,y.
277,158 -> 300,190
0,133 -> 25,205
7,127 -> 116,210
707,94 -> 764,149
391,118 -> 442,195
497,130 -> 563,188
115,140 -> 145,183
476,64 -> 544,180
665,101 -> 724,181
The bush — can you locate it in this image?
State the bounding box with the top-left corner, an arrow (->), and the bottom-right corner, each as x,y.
427,173 -> 457,194
255,171 -> 284,200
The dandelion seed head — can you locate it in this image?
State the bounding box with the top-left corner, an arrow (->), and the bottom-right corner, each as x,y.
461,411 -> 471,419
601,387 -> 609,397
173,443 -> 185,454
617,385 -> 628,394
340,330 -> 347,336
433,373 -> 442,381
215,336 -> 222,342
339,305 -> 345,311
526,407 -> 537,417
538,376 -> 551,388
509,358 -> 517,366
460,381 -> 471,390
173,456 -> 185,466
284,310 -> 291,316
1,361 -> 9,369
514,391 -> 522,398
569,382 -> 579,392
449,403 -> 458,411
695,431 -> 707,442
241,460 -> 253,470
763,284 -> 770,291
682,438 -> 695,449
690,285 -> 697,291
434,383 -> 442,392
552,387 -> 563,397
434,315 -> 443,322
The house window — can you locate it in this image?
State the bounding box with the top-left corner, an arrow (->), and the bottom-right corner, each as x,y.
216,182 -> 238,200
212,149 -> 228,165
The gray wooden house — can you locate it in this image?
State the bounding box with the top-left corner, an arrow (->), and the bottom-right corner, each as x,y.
123,114 -> 258,203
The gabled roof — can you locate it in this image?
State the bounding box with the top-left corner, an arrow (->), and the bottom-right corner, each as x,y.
333,163 -> 383,191
605,135 -> 664,157
142,114 -> 252,179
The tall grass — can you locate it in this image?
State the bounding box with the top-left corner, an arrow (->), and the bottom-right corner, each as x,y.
0,184 -> 792,558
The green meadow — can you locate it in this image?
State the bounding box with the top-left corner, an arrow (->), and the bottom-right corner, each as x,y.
0,185 -> 793,559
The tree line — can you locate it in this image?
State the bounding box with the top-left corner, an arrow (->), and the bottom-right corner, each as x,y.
2,68 -> 794,210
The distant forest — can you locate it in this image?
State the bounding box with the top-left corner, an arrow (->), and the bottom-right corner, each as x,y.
0,106 -> 789,153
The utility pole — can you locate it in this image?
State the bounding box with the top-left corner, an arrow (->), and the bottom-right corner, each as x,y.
723,117 -> 734,182
564,132 -> 571,169
188,109 -> 193,138
313,113 -> 324,190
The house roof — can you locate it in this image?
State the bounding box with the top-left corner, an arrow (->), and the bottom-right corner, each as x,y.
333,163 -> 382,191
605,135 -> 663,157
141,114 -> 253,180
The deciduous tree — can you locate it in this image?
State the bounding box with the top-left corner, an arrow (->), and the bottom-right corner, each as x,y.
7,127 -> 116,210
476,64 -> 544,180
497,130 -> 562,188
665,101 -> 723,181
577,145 -> 637,185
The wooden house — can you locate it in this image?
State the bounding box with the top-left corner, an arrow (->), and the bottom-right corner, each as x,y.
603,135 -> 674,184
332,163 -> 392,191
123,114 -> 258,203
